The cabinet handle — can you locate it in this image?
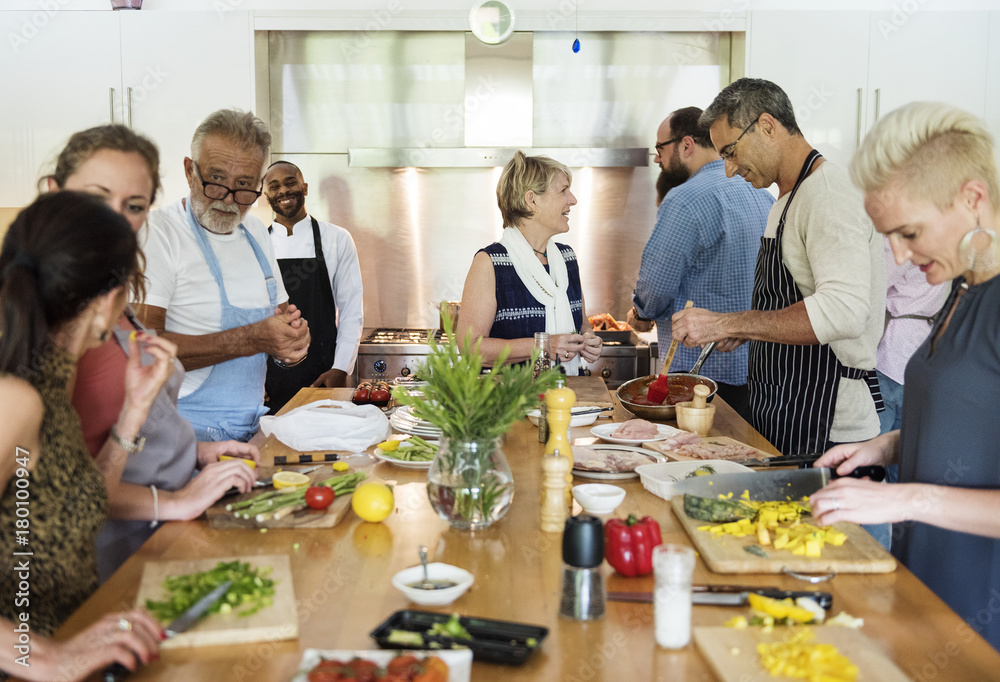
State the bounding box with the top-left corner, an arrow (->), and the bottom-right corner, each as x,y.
874,88 -> 881,123
109,87 -> 116,125
126,87 -> 133,128
856,88 -> 863,148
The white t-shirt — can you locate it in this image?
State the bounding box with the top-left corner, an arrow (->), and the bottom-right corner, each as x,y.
142,198 -> 289,397
765,161 -> 887,443
269,214 -> 364,376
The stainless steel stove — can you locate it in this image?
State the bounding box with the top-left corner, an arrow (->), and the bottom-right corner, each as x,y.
355,327 -> 652,387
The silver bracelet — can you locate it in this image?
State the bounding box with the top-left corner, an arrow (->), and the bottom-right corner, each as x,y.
272,353 -> 308,369
111,424 -> 145,454
150,485 -> 159,529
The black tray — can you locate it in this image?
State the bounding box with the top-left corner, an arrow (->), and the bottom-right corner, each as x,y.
369,610 -> 548,666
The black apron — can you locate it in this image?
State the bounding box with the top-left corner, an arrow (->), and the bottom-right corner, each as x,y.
747,150 -> 882,455
265,216 -> 338,412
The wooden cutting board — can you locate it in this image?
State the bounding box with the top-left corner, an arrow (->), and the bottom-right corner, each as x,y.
670,497 -> 897,574
136,554 -> 298,648
565,375 -> 614,408
694,626 -> 910,681
645,436 -> 778,463
204,464 -> 354,530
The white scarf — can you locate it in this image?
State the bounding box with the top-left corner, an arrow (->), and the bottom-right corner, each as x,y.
499,227 -> 581,375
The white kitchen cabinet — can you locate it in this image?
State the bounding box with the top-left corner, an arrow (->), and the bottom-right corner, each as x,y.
0,10 -> 253,208
985,12 -> 1000,148
747,11 -> 871,167
748,10 -> 992,168
0,12 -> 123,206
119,11 -> 254,202
866,10 -> 990,132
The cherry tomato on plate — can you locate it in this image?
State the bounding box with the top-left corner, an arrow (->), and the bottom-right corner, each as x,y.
305,486 -> 335,510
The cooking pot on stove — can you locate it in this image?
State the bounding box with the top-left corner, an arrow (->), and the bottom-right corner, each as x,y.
617,342 -> 718,421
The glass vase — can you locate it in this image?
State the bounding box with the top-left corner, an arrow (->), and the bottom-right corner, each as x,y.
426,436 -> 514,530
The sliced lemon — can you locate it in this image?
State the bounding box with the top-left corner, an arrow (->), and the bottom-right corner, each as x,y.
219,455 -> 257,470
377,439 -> 401,452
332,461 -> 350,472
272,471 -> 311,489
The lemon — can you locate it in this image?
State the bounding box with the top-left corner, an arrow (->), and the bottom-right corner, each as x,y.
351,482 -> 395,522
377,439 -> 401,452
332,461 -> 350,472
747,592 -> 815,623
219,455 -> 257,470
272,471 -> 311,489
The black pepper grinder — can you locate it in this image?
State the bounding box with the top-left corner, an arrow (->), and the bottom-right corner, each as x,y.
559,514 -> 605,620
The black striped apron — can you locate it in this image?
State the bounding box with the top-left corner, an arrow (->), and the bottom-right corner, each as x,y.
747,150 -> 882,455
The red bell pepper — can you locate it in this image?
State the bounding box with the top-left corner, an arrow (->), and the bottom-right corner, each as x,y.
604,514 -> 663,576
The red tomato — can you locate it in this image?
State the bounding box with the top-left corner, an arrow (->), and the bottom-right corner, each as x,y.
353,385 -> 371,403
369,388 -> 391,402
305,486 -> 335,509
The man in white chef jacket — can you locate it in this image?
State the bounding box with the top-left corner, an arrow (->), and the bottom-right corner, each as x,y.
141,109 -> 311,442
262,160 -> 364,411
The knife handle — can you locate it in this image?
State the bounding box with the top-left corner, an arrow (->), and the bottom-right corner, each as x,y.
833,465 -> 886,482
102,662 -> 131,681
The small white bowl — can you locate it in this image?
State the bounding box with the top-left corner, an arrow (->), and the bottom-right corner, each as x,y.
391,562 -> 475,606
572,484 -> 626,515
526,407 -> 600,428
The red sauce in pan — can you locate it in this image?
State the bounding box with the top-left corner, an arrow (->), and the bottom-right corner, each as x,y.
625,376 -> 709,406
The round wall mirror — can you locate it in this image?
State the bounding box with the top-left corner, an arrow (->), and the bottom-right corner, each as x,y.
469,0 -> 515,45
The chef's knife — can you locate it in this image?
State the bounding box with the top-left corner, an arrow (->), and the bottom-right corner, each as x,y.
672,466 -> 886,500
609,585 -> 832,609
733,454 -> 824,468
102,579 -> 233,681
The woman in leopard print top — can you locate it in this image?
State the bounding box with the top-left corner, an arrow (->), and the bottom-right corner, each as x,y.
0,193 -> 174,681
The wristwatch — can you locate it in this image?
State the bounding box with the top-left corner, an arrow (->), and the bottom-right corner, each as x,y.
631,306 -> 652,323
110,424 -> 145,454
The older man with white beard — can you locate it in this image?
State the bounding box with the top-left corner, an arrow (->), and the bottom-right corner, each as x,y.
141,109 -> 310,442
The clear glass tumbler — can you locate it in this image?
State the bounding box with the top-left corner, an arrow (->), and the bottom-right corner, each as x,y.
653,544 -> 695,648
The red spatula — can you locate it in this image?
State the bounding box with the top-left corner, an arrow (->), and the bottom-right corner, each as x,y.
646,300 -> 693,405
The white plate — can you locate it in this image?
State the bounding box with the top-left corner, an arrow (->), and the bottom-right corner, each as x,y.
525,407 -> 601,428
373,446 -> 434,469
292,648 -> 472,682
572,445 -> 664,480
590,422 -> 687,445
389,418 -> 442,438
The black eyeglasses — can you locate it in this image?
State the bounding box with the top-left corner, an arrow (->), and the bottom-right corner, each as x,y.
193,161 -> 262,206
719,116 -> 761,160
653,136 -> 686,155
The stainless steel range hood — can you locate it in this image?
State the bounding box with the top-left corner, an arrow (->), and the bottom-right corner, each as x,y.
347,33 -> 648,168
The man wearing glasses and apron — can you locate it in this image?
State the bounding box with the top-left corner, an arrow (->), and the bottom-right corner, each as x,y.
671,79 -> 886,459
141,110 -> 311,442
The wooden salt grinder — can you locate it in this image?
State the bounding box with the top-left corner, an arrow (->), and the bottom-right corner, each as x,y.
545,381 -> 576,466
540,449 -> 571,532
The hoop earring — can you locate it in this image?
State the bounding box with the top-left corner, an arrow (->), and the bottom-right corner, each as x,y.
959,223 -> 1000,273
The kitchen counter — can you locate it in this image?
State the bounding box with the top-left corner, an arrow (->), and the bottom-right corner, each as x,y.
55,386 -> 1000,680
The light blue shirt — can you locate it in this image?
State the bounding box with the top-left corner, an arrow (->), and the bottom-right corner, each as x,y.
633,159 -> 774,384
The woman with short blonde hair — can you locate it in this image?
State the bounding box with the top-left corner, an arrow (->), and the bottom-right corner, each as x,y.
812,101 -> 1000,652
458,151 -> 601,368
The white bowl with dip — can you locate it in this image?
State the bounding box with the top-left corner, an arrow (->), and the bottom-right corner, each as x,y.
572,484 -> 626,515
391,562 -> 475,606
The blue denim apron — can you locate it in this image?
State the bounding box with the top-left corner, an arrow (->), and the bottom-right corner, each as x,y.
177,199 -> 278,442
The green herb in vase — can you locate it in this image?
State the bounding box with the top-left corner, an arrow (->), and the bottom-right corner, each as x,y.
392,311 -> 562,529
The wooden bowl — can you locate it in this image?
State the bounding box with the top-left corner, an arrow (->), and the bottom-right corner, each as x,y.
675,402 -> 716,436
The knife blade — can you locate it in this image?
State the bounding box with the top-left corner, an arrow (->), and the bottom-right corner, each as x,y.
102,579 -> 233,681
672,466 -> 886,500
608,585 -> 832,609
255,464 -> 322,488
733,454 -> 824,468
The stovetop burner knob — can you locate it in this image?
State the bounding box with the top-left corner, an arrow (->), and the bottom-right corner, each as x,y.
581,368 -> 591,376
601,368 -> 612,379
400,367 -> 411,376
374,360 -> 387,373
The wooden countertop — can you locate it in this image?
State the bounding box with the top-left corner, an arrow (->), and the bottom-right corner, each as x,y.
55,382 -> 1000,680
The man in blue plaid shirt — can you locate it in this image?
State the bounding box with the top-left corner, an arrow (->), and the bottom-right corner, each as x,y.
629,106 -> 774,420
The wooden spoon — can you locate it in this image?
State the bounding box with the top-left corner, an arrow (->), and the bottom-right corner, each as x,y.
646,300 -> 693,405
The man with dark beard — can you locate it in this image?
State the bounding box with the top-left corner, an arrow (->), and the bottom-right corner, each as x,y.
262,161 -> 364,410
628,106 -> 773,419
141,109 -> 310,442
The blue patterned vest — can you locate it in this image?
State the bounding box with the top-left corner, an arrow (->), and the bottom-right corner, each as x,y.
481,242 -> 584,339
